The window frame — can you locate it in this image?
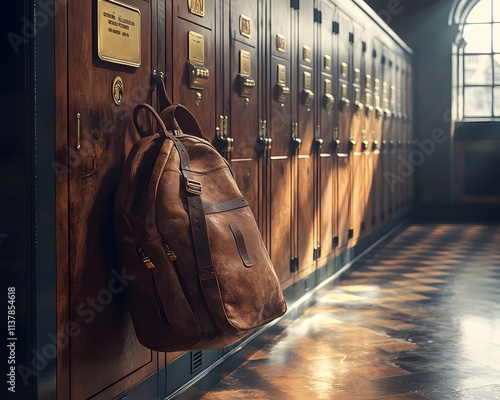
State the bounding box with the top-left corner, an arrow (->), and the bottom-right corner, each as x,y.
453,0 -> 500,121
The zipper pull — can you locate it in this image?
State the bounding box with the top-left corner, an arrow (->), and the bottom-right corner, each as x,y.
163,242 -> 177,262
137,248 -> 155,269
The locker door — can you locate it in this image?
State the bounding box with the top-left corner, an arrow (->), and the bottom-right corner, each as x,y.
394,56 -> 404,218
65,1 -> 157,398
372,40 -> 384,229
317,0 -> 337,272
223,1 -> 261,224
381,49 -> 394,221
349,21 -> 364,247
336,10 -> 352,252
295,0 -> 317,281
362,32 -> 375,237
266,0 -> 295,289
170,0 -> 217,140
406,60 -> 415,211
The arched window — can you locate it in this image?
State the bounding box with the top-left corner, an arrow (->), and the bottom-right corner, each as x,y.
452,0 -> 500,120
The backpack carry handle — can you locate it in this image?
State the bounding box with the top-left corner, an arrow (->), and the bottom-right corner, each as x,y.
133,103 -> 173,138
160,104 -> 207,140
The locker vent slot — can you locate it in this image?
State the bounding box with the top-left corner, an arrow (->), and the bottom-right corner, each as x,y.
314,8 -> 322,23
190,350 -> 203,375
332,21 -> 340,34
291,0 -> 300,10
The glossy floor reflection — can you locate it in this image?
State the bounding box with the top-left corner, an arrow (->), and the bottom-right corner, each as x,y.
199,224 -> 500,400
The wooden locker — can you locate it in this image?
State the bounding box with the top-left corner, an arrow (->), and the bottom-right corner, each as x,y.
381,48 -> 395,221
372,39 -> 384,230
349,21 -> 364,247
57,0 -> 159,398
394,56 -> 404,218
295,0 -> 317,281
265,0 -> 295,289
362,32 -> 375,236
222,0 -> 261,225
170,0 -> 217,141
336,9 -> 352,252
316,0 -> 337,272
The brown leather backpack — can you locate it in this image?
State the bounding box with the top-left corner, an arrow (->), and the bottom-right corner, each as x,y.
114,82 -> 286,352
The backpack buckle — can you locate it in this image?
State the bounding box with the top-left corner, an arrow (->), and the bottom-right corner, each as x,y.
185,178 -> 202,195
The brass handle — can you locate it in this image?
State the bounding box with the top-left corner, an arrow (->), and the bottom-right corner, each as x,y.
365,104 -> 373,117
348,139 -> 356,152
375,106 -> 384,119
291,122 -> 301,151
384,108 -> 392,120
362,140 -> 369,151
372,139 -> 379,151
324,93 -> 334,112
314,126 -> 323,149
302,89 -> 315,110
354,101 -> 364,115
256,120 -> 272,151
76,113 -> 81,151
215,116 -> 234,153
340,97 -> 350,112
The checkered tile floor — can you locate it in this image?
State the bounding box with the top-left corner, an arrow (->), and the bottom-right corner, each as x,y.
199,224 -> 500,400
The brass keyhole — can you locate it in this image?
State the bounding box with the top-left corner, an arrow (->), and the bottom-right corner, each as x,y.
112,76 -> 124,106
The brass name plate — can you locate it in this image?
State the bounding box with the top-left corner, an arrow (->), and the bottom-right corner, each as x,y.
240,15 -> 251,38
276,34 -> 286,53
365,91 -> 372,105
188,0 -> 204,17
374,78 -> 380,91
239,50 -> 251,76
366,74 -> 372,88
97,0 -> 141,67
188,31 -> 204,63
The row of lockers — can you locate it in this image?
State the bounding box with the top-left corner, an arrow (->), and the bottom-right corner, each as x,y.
54,0 -> 414,399
161,0 -> 415,290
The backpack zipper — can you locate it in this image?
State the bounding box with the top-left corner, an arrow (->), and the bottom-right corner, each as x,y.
163,241 -> 177,261
150,271 -> 170,326
137,247 -> 155,269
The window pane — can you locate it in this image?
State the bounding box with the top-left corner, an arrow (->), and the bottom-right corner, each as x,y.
467,0 -> 492,23
463,24 -> 492,53
495,87 -> 500,117
494,24 -> 500,52
495,55 -> 500,84
494,0 -> 500,22
464,55 -> 493,84
464,86 -> 492,117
